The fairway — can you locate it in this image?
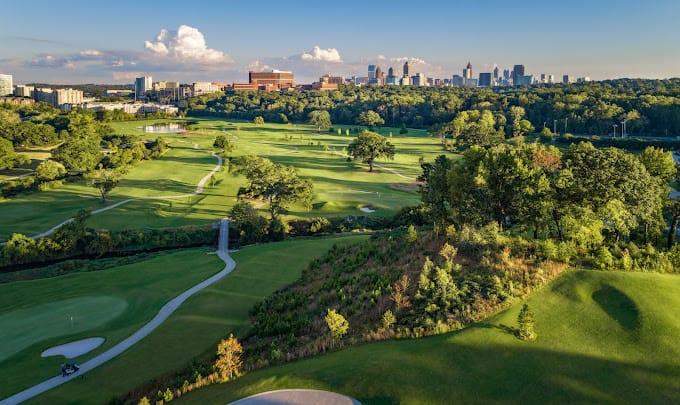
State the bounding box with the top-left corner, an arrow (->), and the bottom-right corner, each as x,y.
176,270 -> 680,404
0,118 -> 446,240
14,234 -> 368,404
0,247 -> 222,398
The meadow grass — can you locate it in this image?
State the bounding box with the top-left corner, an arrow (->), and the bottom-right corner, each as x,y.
24,234 -> 368,404
176,270 -> 680,405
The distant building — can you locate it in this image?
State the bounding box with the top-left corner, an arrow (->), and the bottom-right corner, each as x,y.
399,75 -> 412,86
386,67 -> 397,85
249,70 -> 294,89
0,74 -> 12,96
515,75 -> 534,86
463,78 -> 478,87
463,62 -> 473,79
0,96 -> 35,106
412,73 -> 427,86
503,69 -> 511,80
13,84 -> 33,97
493,66 -> 500,80
548,74 -> 555,84
310,74 -> 339,91
368,64 -> 377,83
512,65 -> 525,85
403,61 -> 410,77
191,82 -> 220,96
577,76 -> 591,83
320,75 -> 344,85
451,75 -> 464,87
134,76 -> 152,100
34,87 -> 83,108
562,75 -> 573,84
478,72 -> 492,87
153,81 -> 180,91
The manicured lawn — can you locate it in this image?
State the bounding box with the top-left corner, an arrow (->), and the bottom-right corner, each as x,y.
29,234 -> 368,404
177,270 -> 680,405
0,247 -> 222,398
0,118 -> 448,240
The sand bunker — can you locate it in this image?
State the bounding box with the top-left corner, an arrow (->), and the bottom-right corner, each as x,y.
41,337 -> 105,359
230,389 -> 361,405
359,206 -> 376,213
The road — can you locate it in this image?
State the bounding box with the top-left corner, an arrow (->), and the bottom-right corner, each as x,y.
0,219 -> 235,405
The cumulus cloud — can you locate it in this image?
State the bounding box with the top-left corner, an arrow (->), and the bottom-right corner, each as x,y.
79,49 -> 102,57
144,25 -> 231,64
300,46 -> 342,63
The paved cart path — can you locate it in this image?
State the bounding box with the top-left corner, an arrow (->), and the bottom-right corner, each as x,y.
0,219 -> 235,405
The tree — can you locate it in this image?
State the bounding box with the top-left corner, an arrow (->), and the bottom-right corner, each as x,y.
639,146 -> 677,182
517,303 -> 536,341
138,397 -> 151,405
253,116 -> 265,125
405,224 -> 418,244
229,201 -> 268,243
35,160 -> 66,182
308,110 -> 332,133
665,199 -> 680,248
325,309 -> 349,340
232,156 -> 313,220
0,138 -> 28,170
86,169 -> 119,203
214,334 -> 243,382
357,110 -> 384,128
213,135 -> 235,154
382,309 -> 396,330
53,137 -> 102,172
347,131 -> 395,172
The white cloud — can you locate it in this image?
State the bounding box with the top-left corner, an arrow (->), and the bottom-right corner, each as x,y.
390,56 -> 428,65
300,46 -> 342,63
144,25 -> 231,64
79,49 -> 102,57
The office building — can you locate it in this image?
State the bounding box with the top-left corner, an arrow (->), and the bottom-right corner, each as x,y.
403,61 -> 410,78
249,70 -> 294,89
577,76 -> 591,83
399,75 -> 411,86
478,72 -> 492,87
463,78 -> 478,87
153,81 -> 180,91
386,67 -> 398,85
412,73 -> 426,87
515,75 -> 534,86
512,65 -> 525,85
463,62 -> 473,79
368,64 -> 376,82
493,66 -> 500,80
13,84 -> 34,98
33,87 -> 83,108
562,75 -> 573,84
503,69 -> 511,80
191,82 -> 220,96
134,76 -> 152,99
451,75 -> 464,87
0,74 -> 13,96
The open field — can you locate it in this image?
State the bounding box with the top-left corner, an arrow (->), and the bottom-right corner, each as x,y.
11,234 -> 368,404
0,118 -> 446,240
177,270 -> 680,405
0,247 -> 222,398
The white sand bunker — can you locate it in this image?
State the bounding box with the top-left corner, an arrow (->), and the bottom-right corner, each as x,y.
359,206 -> 375,213
41,337 -> 105,359
230,389 -> 361,405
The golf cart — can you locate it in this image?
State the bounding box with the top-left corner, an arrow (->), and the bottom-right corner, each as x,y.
61,362 -> 79,377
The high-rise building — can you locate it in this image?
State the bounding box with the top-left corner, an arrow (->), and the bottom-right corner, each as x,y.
134,76 -> 152,99
562,75 -> 572,84
463,62 -> 473,79
451,75 -> 464,87
478,72 -> 492,87
13,84 -> 34,97
399,75 -> 411,86
515,75 -> 534,86
503,69 -> 511,80
375,66 -> 384,85
403,61 -> 410,77
368,64 -> 377,82
191,82 -> 220,96
0,74 -> 13,96
512,65 -> 525,85
33,87 -> 83,107
386,67 -> 397,85
412,73 -> 427,87
547,74 -> 555,84
493,66 -> 500,80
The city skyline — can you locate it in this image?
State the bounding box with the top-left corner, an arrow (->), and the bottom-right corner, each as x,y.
2,0 -> 680,84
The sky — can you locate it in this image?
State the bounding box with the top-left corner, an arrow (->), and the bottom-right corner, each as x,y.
1,0 -> 679,84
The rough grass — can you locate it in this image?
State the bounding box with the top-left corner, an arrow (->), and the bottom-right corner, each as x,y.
176,270 -> 680,405
0,247 -> 222,398
25,234 -> 368,404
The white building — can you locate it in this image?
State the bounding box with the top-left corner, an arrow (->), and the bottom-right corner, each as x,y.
0,74 -> 13,96
134,76 -> 153,99
412,73 -> 427,87
14,84 -> 34,97
191,81 -> 220,96
83,101 -> 178,115
33,87 -> 83,108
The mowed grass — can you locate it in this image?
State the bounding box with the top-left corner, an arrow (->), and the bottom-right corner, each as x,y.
29,234 -> 368,404
0,247 -> 222,398
177,270 -> 680,405
0,118 -> 448,240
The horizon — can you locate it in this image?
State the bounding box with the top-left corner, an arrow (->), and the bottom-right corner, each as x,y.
2,0 -> 679,84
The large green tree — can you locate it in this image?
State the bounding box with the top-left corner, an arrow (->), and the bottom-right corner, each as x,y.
308,110 -> 332,132
0,138 -> 28,170
357,110 -> 384,128
347,131 -> 395,172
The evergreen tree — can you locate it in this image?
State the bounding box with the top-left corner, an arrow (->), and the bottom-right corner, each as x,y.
517,304 -> 537,341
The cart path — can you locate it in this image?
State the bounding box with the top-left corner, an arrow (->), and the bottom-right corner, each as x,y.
0,219 -> 235,405
26,151 -> 223,241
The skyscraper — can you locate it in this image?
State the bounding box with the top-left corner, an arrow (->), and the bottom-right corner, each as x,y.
512,65 -> 525,85
493,66 -> 500,80
386,67 -> 397,85
134,76 -> 152,100
463,62 -> 473,79
375,66 -> 384,85
368,65 -> 376,81
403,61 -> 410,78
0,74 -> 13,96
478,72 -> 492,87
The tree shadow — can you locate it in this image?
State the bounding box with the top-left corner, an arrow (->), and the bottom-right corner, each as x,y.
592,285 -> 640,332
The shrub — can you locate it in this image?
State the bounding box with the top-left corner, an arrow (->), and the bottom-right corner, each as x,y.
517,304 -> 537,341
325,309 -> 349,340
214,334 -> 243,382
382,309 -> 396,329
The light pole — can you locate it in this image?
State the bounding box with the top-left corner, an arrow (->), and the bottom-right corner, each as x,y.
564,118 -> 568,134
612,124 -> 618,137
620,119 -> 627,138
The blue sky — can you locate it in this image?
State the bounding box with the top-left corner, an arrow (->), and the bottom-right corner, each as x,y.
1,0 -> 679,83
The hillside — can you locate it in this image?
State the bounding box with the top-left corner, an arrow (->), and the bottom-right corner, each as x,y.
179,269 -> 680,404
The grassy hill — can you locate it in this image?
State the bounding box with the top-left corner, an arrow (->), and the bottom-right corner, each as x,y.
178,270 -> 680,404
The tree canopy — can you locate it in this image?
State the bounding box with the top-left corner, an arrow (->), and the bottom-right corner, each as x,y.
347,131 -> 396,172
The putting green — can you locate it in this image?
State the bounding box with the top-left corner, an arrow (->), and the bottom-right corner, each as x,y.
0,296 -> 127,362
